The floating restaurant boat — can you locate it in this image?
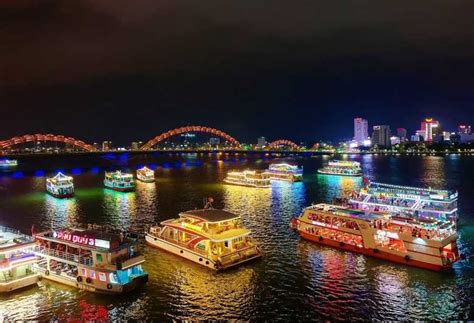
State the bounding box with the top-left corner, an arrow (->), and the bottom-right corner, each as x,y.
104,171 -> 135,192
265,163 -> 303,182
33,227 -> 148,294
0,159 -> 18,167
46,172 -> 74,198
146,208 -> 262,270
317,160 -> 362,176
136,166 -> 155,183
224,170 -> 271,188
348,181 -> 458,222
0,226 -> 38,292
291,203 -> 461,271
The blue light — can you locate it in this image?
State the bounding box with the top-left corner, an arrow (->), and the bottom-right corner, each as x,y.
162,162 -> 170,169
149,163 -> 158,169
12,171 -> 24,179
71,168 -> 82,175
34,170 -> 45,177
90,166 -> 100,174
136,164 -> 144,170
119,153 -> 129,161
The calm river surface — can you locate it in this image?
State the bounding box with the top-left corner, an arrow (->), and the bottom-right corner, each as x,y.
0,153 -> 473,320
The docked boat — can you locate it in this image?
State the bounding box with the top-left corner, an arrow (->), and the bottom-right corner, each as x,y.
265,163 -> 303,182
146,208 -> 262,270
224,170 -> 271,188
291,203 -> 461,271
136,166 -> 155,183
46,172 -> 74,198
317,160 -> 362,176
33,227 -> 148,294
0,159 -> 18,167
0,226 -> 38,292
348,181 -> 458,222
104,171 -> 135,192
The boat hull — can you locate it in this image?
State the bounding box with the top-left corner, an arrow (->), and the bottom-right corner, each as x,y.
317,170 -> 362,177
104,185 -> 135,192
0,274 -> 39,293
146,234 -> 261,270
46,191 -> 74,199
137,178 -> 155,183
298,230 -> 449,271
223,180 -> 271,188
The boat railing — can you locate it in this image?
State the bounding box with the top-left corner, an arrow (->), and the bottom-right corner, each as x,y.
34,246 -> 93,266
218,244 -> 259,265
0,226 -> 35,242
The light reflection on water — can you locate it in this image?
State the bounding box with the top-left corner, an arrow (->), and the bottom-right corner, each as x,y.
0,155 -> 473,320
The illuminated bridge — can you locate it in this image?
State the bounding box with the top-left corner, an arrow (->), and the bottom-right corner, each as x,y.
0,134 -> 97,152
266,139 -> 300,150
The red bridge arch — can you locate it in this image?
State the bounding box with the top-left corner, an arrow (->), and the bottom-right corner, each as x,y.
267,139 -> 299,150
140,126 -> 241,150
0,134 -> 97,152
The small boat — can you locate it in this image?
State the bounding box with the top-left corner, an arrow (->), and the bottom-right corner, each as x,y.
0,226 -> 39,292
136,166 -> 155,183
317,160 -> 362,176
104,171 -> 135,192
292,203 -> 462,271
146,208 -> 262,270
224,170 -> 271,188
266,163 -> 303,182
0,159 -> 18,168
33,227 -> 148,294
46,172 -> 74,198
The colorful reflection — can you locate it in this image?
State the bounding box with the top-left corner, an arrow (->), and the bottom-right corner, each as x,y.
43,194 -> 79,229
316,173 -> 362,202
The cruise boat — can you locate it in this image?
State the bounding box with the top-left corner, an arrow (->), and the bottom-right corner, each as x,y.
348,181 -> 458,222
136,166 -> 155,183
33,227 -> 148,294
0,159 -> 18,168
104,171 -> 135,192
0,226 -> 38,292
46,172 -> 74,198
224,170 -> 271,188
265,163 -> 303,182
146,208 -> 262,270
291,203 -> 461,271
317,160 -> 362,176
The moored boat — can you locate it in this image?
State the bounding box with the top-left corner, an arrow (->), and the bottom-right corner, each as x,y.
46,172 -> 74,198
0,226 -> 38,292
224,170 -> 271,188
33,227 -> 148,294
136,166 -> 155,183
265,163 -> 303,182
291,203 -> 461,271
104,171 -> 135,192
146,208 -> 262,270
317,160 -> 362,176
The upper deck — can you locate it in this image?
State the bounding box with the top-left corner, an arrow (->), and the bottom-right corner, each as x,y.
366,182 -> 457,202
105,171 -> 134,182
47,172 -> 73,187
0,226 -> 35,253
268,163 -> 303,174
328,160 -> 361,168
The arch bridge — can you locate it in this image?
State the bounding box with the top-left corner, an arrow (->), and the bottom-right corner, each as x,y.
0,134 -> 97,152
266,139 -> 300,150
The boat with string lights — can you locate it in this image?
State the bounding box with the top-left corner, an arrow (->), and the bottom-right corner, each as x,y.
224,170 -> 271,188
291,203 -> 462,271
146,208 -> 262,270
0,159 -> 18,168
265,163 -> 303,182
0,226 -> 38,292
136,166 -> 155,183
46,172 -> 74,198
104,171 -> 135,192
317,160 -> 362,176
348,181 -> 458,222
33,226 -> 148,294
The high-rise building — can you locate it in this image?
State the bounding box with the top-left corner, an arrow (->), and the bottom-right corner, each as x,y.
131,141 -> 142,150
209,137 -> 220,146
102,141 -> 112,151
390,136 -> 401,145
420,118 -> 439,141
371,125 -> 391,147
257,137 -> 266,149
396,128 -> 407,141
458,124 -> 471,134
354,117 -> 369,146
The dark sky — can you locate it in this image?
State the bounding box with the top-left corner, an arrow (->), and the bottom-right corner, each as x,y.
1,0 -> 473,145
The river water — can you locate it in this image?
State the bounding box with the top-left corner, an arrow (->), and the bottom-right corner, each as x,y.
0,153 -> 473,320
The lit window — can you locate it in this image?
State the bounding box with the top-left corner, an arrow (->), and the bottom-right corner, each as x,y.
96,254 -> 103,262
109,273 -> 118,284
81,268 -> 87,276
89,270 -> 96,279
99,272 -> 107,282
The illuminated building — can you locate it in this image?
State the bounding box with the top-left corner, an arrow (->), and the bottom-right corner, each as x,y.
354,117 -> 369,146
371,125 -> 391,146
390,136 -> 401,145
420,118 -> 439,141
102,141 -> 112,151
209,137 -> 220,146
458,124 -> 471,134
131,141 -> 142,150
396,128 -> 407,141
257,137 -> 266,149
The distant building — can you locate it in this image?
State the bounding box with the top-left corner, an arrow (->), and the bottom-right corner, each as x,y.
371,125 -> 391,147
420,118 -> 439,141
390,136 -> 401,145
396,128 -> 407,141
458,124 -> 471,135
257,137 -> 266,149
354,118 -> 369,146
131,141 -> 143,150
460,133 -> 474,143
93,142 -> 100,150
411,134 -> 422,142
102,141 -> 112,151
209,137 -> 220,146
442,132 -> 451,141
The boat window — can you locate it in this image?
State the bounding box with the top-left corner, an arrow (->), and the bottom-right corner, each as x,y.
109,272 -> 118,284
99,272 -> 107,282
96,253 -> 103,263
224,240 -> 229,248
89,270 -> 96,279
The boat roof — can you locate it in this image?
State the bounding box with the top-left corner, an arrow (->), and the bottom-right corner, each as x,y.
0,226 -> 35,251
367,181 -> 457,199
48,172 -> 72,182
180,209 -> 240,223
306,203 -> 386,221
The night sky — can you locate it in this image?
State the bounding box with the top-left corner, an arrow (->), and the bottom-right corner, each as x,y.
1,0 -> 473,145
